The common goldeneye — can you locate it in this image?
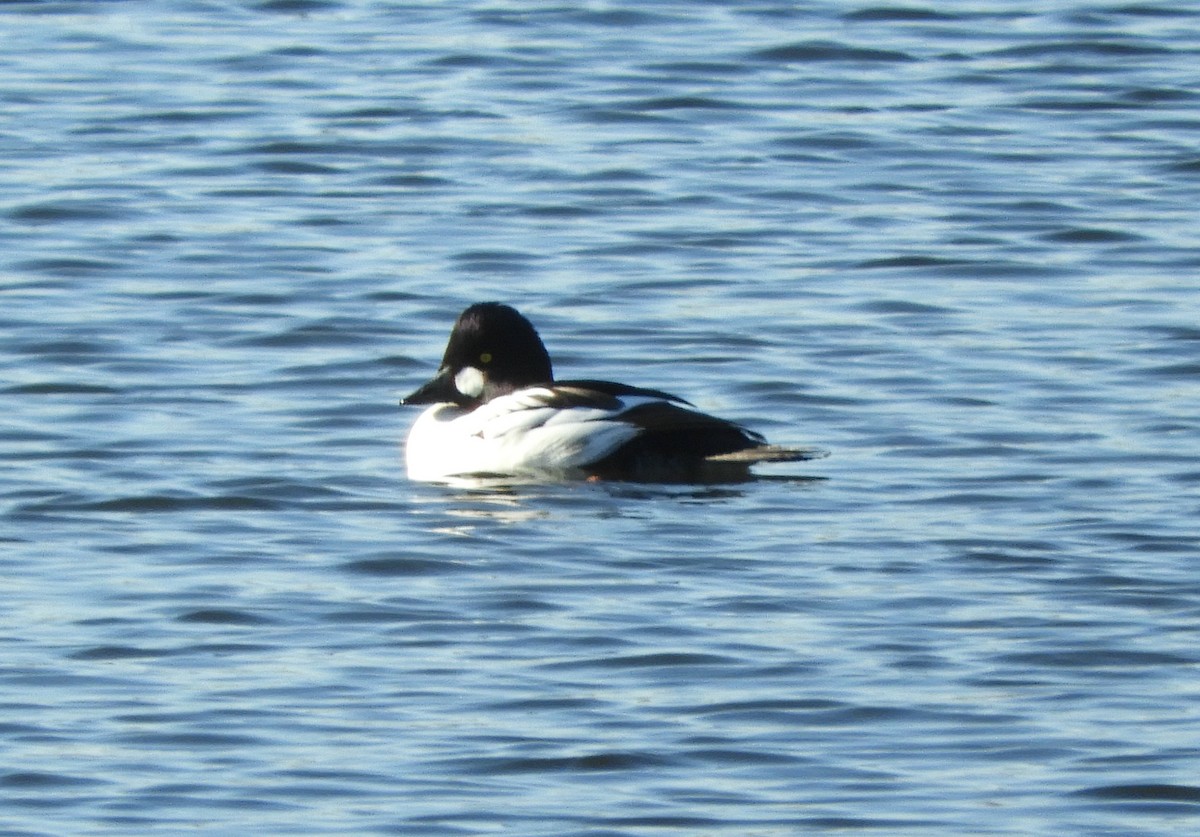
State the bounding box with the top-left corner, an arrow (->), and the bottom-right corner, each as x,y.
401,302 -> 825,482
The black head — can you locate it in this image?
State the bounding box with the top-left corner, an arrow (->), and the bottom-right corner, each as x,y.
402,302 -> 554,407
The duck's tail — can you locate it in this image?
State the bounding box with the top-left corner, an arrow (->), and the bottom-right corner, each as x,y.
705,445 -> 829,464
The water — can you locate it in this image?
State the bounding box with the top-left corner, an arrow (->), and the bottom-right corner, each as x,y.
3,1 -> 1200,834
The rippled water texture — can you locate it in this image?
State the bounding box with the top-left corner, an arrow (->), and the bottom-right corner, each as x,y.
3,1 -> 1200,835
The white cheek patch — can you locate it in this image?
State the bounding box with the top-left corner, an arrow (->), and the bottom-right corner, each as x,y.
454,366 -> 486,399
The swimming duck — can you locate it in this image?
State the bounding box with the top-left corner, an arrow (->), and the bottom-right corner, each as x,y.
401,302 -> 824,482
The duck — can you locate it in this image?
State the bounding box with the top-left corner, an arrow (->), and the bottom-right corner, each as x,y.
401,302 -> 825,483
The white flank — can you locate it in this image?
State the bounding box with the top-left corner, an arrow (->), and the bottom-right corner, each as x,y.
405,393 -> 643,481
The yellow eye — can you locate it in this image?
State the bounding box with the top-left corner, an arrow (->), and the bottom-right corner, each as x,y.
479,352 -> 493,364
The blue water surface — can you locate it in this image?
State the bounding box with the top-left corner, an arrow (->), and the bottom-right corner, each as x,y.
3,1 -> 1200,834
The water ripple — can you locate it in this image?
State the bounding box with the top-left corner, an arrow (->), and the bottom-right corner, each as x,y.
3,1 -> 1200,835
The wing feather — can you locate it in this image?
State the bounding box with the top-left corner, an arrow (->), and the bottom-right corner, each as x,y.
407,381 -> 824,482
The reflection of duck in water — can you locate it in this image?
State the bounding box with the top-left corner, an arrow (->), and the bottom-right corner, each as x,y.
402,303 -> 825,483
